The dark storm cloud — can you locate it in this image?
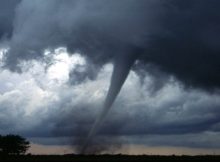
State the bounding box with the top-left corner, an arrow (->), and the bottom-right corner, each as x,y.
0,0 -> 20,39
1,0 -> 219,90
4,0 -> 158,70
135,0 -> 220,90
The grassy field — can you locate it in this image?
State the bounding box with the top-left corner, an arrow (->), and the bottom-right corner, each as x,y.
1,155 -> 220,162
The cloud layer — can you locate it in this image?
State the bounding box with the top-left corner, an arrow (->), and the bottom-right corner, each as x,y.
0,48 -> 220,150
0,0 -> 220,90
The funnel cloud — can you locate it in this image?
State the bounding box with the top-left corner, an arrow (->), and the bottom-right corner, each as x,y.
81,52 -> 139,153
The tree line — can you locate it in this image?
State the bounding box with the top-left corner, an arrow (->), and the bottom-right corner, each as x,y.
0,134 -> 30,155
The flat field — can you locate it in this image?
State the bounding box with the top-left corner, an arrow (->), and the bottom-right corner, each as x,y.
1,155 -> 220,162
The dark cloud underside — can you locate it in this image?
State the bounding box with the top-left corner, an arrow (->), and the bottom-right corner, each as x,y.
0,0 -> 219,90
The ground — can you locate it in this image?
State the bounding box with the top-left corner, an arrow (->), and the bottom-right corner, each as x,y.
1,155 -> 220,162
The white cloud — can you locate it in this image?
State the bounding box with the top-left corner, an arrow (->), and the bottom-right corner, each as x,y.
47,47 -> 86,84
0,47 -> 9,66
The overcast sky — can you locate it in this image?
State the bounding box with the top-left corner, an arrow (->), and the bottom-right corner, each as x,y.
0,0 -> 220,155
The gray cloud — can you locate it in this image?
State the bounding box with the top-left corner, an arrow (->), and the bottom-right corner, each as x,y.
0,0 -> 219,90
69,61 -> 99,85
0,57 -> 220,149
0,0 -> 20,39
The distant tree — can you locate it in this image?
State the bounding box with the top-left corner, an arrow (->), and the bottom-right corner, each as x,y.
0,134 -> 30,155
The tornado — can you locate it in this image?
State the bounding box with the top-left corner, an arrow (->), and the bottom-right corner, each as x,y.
80,51 -> 139,154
